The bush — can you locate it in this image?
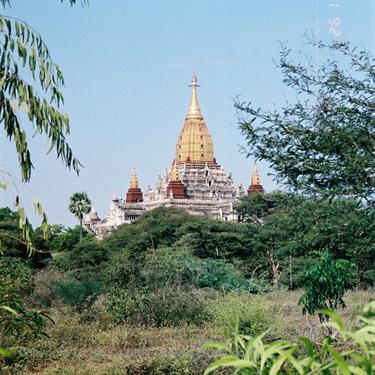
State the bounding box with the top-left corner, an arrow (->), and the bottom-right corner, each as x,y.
208,293 -> 273,336
106,288 -> 210,327
0,257 -> 34,296
53,238 -> 108,276
49,226 -> 94,252
198,259 -> 266,292
1,339 -> 59,373
299,251 -> 355,321
54,280 -> 103,310
104,207 -> 192,254
0,257 -> 49,345
139,247 -> 202,291
102,245 -> 264,294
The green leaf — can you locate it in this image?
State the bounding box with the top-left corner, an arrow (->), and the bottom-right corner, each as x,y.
203,355 -> 255,375
327,345 -> 351,375
0,348 -> 13,358
348,366 -> 367,375
298,336 -> 315,357
269,355 -> 286,375
0,305 -> 18,315
321,309 -> 346,331
201,341 -> 230,351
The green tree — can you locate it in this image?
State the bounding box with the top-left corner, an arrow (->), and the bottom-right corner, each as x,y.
299,251 -> 355,322
237,40 -> 375,204
68,192 -> 91,242
0,207 -> 52,267
235,195 -> 375,288
50,226 -> 93,252
0,0 -> 86,253
235,191 -> 289,224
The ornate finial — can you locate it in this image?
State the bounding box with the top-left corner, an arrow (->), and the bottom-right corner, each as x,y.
130,167 -> 139,189
251,163 -> 261,186
170,160 -> 180,181
186,73 -> 203,119
112,191 -> 118,201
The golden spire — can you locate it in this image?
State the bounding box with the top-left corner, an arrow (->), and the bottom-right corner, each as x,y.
130,167 -> 139,189
251,163 -> 261,185
176,74 -> 215,165
186,73 -> 203,120
170,160 -> 180,181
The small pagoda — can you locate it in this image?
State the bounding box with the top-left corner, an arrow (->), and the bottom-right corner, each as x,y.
247,164 -> 264,196
126,168 -> 143,203
166,161 -> 186,199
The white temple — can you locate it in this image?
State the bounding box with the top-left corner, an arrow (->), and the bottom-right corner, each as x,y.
84,75 -> 264,238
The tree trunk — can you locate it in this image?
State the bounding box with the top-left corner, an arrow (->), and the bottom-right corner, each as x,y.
267,249 -> 280,288
79,217 -> 83,242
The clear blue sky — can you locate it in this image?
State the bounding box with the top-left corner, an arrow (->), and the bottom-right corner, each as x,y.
1,0 -> 374,227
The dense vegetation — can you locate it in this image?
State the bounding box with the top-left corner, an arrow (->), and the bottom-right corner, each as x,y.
0,194 -> 374,373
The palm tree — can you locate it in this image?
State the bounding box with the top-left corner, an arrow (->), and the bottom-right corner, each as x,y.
68,192 -> 91,242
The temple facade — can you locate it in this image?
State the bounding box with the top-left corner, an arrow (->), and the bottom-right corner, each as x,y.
84,75 -> 265,238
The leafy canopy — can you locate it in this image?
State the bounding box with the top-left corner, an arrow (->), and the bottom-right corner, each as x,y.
68,192 -> 91,220
237,39 -> 375,204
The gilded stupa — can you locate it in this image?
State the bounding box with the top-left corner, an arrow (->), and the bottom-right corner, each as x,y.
176,74 -> 215,165
84,75 -> 265,238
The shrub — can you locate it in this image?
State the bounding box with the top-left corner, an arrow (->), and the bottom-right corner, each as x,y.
105,245 -> 264,294
104,207 -> 192,254
1,339 -> 59,373
54,280 -> 103,310
0,257 -> 49,345
0,257 -> 34,296
106,288 -> 210,327
208,293 -> 273,336
299,251 -> 355,321
49,226 -> 94,252
100,251 -> 139,288
198,259 -> 266,292
53,238 -> 108,275
139,247 -> 202,291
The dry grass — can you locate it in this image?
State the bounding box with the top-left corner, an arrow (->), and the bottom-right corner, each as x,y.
266,288 -> 374,341
2,288 -> 374,375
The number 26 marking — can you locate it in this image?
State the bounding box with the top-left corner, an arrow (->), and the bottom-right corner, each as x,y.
329,18 -> 342,36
